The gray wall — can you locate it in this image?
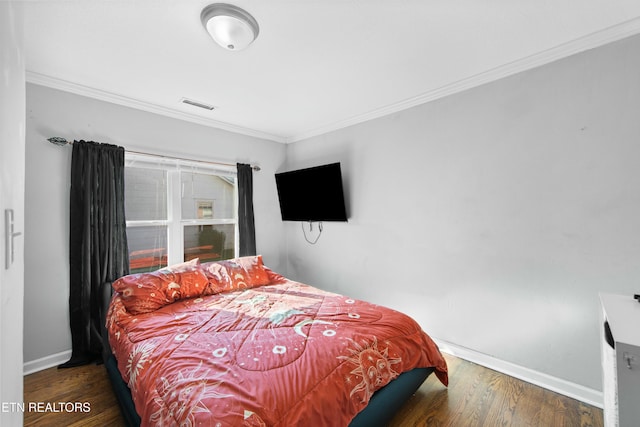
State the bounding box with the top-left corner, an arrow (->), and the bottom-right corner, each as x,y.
24,84 -> 287,364
283,33 -> 640,392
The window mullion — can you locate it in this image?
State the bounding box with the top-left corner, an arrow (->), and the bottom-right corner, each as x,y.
181,219 -> 236,226
233,179 -> 239,258
126,220 -> 168,227
167,170 -> 183,265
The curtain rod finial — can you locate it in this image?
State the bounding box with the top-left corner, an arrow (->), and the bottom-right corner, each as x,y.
48,137 -> 69,146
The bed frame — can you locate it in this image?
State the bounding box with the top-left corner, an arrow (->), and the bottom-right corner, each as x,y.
100,281 -> 433,426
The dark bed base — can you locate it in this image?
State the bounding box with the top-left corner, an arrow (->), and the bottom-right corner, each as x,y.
104,355 -> 432,427
100,282 -> 433,426
104,355 -> 141,427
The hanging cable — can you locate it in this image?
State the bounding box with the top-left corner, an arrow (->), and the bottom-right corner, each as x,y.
301,221 -> 322,244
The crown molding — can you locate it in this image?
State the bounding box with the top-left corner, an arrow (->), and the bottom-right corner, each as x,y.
286,16 -> 640,143
25,71 -> 288,144
26,16 -> 640,145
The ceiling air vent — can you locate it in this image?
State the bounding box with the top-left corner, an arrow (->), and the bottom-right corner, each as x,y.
181,97 -> 215,111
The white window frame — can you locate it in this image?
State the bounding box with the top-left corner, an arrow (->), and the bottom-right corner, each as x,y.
125,152 -> 238,267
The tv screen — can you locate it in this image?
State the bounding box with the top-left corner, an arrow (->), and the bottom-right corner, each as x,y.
275,163 -> 348,222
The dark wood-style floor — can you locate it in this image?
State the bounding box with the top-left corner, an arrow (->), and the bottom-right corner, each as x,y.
23,353 -> 603,427
387,355 -> 603,427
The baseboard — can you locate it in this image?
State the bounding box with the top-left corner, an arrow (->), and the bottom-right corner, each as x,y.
433,338 -> 603,409
23,350 -> 72,376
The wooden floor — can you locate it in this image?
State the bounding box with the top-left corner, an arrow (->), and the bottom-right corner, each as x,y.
387,354 -> 603,427
23,353 -> 603,427
23,361 -> 123,427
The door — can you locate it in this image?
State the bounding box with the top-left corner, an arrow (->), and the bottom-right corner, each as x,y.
0,2 -> 25,426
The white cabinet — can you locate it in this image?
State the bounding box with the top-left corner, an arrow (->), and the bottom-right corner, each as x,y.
600,293 -> 640,427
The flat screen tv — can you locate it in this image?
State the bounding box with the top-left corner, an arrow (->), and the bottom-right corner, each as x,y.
275,162 -> 348,222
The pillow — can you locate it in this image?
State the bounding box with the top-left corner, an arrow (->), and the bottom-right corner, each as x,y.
113,258 -> 209,314
201,255 -> 270,293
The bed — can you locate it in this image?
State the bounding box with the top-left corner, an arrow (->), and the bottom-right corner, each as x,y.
102,255 -> 448,426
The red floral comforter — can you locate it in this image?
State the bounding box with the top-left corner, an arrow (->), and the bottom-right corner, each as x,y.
107,256 -> 447,426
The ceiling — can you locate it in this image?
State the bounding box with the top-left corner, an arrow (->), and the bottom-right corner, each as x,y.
23,1 -> 640,143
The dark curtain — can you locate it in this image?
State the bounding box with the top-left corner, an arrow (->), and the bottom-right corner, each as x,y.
237,163 -> 256,256
59,140 -> 129,368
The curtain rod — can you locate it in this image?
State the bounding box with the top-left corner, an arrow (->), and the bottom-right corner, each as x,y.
47,137 -> 261,171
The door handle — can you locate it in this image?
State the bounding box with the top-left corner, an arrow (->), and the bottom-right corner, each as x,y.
5,209 -> 22,269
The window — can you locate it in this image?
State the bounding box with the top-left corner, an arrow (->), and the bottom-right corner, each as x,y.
124,153 -> 237,273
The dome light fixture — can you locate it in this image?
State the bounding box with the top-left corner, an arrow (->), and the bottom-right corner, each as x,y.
201,3 -> 259,51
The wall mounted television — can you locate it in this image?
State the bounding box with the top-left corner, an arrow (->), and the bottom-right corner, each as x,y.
275,162 -> 348,222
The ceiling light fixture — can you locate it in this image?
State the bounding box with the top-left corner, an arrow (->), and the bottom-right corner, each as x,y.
201,3 -> 259,51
